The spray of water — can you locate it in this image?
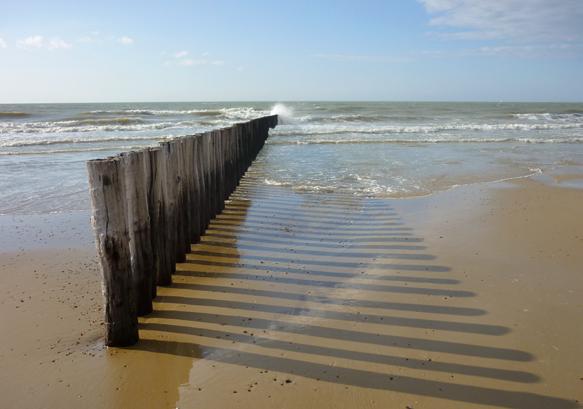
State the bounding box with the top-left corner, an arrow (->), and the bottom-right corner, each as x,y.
270,103 -> 294,124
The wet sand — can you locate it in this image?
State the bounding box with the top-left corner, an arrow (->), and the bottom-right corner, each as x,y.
1,173 -> 582,409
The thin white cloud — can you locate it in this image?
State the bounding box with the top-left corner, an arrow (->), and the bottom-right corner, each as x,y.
48,38 -> 72,49
0,37 -> 7,49
18,35 -> 72,50
168,51 -> 224,67
419,0 -> 583,43
471,43 -> 583,58
177,58 -> 224,66
118,36 -> 134,45
19,35 -> 45,48
415,42 -> 583,60
315,53 -> 412,63
179,58 -> 194,66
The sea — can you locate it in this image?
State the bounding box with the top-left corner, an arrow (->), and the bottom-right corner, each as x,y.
1,101 -> 583,215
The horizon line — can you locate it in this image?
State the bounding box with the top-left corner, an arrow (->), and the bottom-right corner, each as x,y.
1,99 -> 583,105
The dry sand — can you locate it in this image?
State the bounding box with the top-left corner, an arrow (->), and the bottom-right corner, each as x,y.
1,173 -> 582,409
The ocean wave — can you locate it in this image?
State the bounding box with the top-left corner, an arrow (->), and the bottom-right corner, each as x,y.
0,135 -> 169,148
85,107 -> 267,118
0,120 -> 204,135
268,137 -> 583,145
260,167 -> 546,198
271,122 -> 583,137
319,114 -> 392,123
0,107 -> 268,135
512,112 -> 583,121
86,108 -> 219,116
0,145 -> 148,156
55,117 -> 147,126
1,117 -> 148,131
263,178 -> 402,196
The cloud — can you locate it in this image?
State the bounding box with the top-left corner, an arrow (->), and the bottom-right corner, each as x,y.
18,35 -> 72,50
48,38 -> 72,49
178,58 -> 224,66
19,35 -> 44,48
471,43 -> 583,58
118,36 -> 134,45
178,58 -> 194,66
419,0 -> 583,43
168,51 -> 224,67
0,38 -> 6,49
416,43 -> 583,60
314,53 -> 412,63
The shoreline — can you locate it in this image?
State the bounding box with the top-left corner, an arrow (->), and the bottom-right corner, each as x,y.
1,172 -> 582,408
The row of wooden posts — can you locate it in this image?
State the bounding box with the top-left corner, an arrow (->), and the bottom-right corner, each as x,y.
87,115 -> 278,346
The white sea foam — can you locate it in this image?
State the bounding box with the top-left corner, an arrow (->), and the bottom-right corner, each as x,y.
0,145 -> 148,156
0,135 -> 169,148
0,107 -> 269,136
271,122 -> 583,137
270,103 -> 294,124
513,112 -> 583,121
268,137 -> 583,145
0,120 -> 204,135
86,107 -> 267,118
263,178 -> 292,187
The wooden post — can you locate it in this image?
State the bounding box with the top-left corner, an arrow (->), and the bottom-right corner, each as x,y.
147,147 -> 163,298
158,141 -> 177,285
87,115 -> 278,346
193,134 -> 207,236
121,151 -> 154,316
87,157 -> 138,347
186,136 -> 202,243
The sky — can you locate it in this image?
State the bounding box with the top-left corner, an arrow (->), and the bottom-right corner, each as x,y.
0,0 -> 582,103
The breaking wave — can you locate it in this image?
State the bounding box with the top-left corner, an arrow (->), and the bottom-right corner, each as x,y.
0,120 -> 197,135
268,137 -> 583,145
1,135 -> 169,148
0,145 -> 148,156
512,112 -> 583,121
272,122 -> 583,137
84,107 -> 267,119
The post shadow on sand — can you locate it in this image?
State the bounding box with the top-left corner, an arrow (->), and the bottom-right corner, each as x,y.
133,337 -> 576,409
133,188 -> 580,409
201,237 -> 428,251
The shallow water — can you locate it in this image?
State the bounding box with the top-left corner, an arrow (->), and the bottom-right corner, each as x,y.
1,101 -> 583,214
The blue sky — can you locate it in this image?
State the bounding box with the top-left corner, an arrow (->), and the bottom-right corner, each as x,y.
0,0 -> 582,103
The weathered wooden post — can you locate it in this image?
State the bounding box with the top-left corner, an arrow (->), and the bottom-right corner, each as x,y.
158,141 -> 177,285
87,115 -> 278,347
147,147 -> 163,297
174,139 -> 189,259
120,150 -> 154,316
193,134 -> 207,236
87,157 -> 139,347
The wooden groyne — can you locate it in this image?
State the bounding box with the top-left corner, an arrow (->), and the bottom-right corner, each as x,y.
87,115 -> 278,346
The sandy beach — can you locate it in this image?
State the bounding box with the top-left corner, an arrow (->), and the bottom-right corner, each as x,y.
1,169 -> 582,409
3,0 -> 583,406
